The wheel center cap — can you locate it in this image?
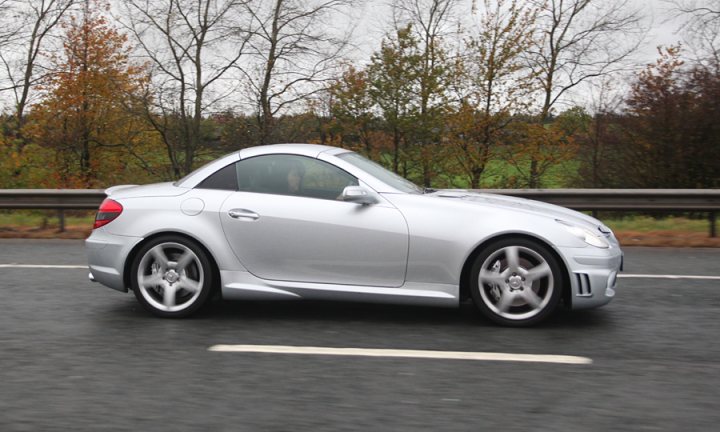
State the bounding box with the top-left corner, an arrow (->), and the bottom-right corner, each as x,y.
165,270 -> 179,283
508,275 -> 523,290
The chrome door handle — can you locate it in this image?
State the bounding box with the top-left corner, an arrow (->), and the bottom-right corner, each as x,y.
228,209 -> 259,220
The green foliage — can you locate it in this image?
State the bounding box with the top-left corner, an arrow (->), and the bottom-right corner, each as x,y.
482,158 -> 580,188
365,25 -> 422,175
554,106 -> 592,136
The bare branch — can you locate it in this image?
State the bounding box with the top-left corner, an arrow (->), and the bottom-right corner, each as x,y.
119,0 -> 252,176
0,0 -> 78,134
670,0 -> 720,67
528,0 -> 646,121
237,0 -> 356,145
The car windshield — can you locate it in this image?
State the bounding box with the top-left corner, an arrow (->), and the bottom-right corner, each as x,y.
337,152 -> 423,194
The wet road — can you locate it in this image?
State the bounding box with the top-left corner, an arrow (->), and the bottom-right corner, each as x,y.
1,240 -> 719,431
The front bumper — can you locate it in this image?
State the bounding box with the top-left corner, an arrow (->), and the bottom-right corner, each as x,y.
558,244 -> 623,310
86,229 -> 143,292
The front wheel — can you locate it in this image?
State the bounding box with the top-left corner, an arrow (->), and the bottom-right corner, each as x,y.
131,235 -> 214,318
470,238 -> 563,327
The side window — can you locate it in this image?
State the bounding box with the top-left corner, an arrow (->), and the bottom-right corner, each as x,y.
236,154 -> 358,200
196,163 -> 238,191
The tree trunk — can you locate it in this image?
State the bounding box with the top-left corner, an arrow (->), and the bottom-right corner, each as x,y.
393,126 -> 400,173
528,159 -> 539,188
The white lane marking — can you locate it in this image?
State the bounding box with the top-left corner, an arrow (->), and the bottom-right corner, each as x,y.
619,274 -> 720,281
207,345 -> 593,365
0,264 -> 88,269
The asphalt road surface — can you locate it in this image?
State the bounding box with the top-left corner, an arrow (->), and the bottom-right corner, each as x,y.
1,239 -> 719,431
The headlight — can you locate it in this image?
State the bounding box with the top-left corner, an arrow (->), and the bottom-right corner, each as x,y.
556,220 -> 610,248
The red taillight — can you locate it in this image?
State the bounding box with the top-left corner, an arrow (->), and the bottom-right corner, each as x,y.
93,199 -> 123,229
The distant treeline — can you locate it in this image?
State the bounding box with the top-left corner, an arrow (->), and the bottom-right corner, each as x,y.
0,1 -> 718,189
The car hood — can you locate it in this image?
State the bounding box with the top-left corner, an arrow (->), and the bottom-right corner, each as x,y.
429,190 -> 609,232
105,182 -> 189,199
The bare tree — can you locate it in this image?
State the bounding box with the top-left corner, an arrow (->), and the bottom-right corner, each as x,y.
121,0 -> 252,177
673,0 -> 720,25
393,0 -> 456,116
0,0 -> 76,144
526,0 -> 644,187
672,0 -> 720,67
0,1 -> 19,47
239,0 -> 354,146
574,77 -> 623,188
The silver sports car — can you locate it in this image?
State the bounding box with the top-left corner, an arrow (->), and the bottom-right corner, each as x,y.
87,144 -> 622,326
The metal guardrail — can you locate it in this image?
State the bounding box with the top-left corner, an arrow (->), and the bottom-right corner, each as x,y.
0,188 -> 718,236
0,189 -> 106,210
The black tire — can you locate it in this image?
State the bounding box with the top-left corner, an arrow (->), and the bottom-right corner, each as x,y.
130,235 -> 214,318
470,237 -> 562,327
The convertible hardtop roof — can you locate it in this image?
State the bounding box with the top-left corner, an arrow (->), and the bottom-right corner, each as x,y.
176,144 -> 353,189
238,143 -> 350,159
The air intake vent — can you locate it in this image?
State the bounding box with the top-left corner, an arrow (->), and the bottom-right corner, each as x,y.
576,273 -> 592,296
598,225 -> 612,237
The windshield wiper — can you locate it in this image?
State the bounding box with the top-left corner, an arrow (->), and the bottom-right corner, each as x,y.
424,188 -> 437,194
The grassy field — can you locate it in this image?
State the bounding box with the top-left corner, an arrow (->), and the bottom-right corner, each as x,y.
480,159 -> 581,188
0,211 -> 95,228
378,153 -> 581,189
602,216 -> 710,233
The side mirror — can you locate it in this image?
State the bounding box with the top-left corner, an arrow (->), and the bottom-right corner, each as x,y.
342,186 -> 377,205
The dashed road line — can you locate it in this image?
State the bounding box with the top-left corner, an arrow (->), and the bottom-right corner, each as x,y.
0,264 -> 88,269
618,274 -> 720,281
207,344 -> 593,364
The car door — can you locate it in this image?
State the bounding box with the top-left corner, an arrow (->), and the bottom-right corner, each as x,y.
219,154 -> 409,287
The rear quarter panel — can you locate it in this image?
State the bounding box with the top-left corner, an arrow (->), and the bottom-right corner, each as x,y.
102,188 -> 245,272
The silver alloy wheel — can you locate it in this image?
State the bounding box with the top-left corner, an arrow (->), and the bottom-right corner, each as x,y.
477,245 -> 554,321
136,242 -> 204,313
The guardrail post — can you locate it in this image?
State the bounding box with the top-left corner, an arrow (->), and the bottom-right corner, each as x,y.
57,210 -> 65,233
711,211 -> 717,238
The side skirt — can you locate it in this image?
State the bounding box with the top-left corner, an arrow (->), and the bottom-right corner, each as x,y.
220,270 -> 459,308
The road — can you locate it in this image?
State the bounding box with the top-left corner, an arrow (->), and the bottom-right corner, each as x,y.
1,239 -> 719,431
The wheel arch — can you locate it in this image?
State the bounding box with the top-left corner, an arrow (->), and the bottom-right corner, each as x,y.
458,233 -> 572,308
123,231 -> 222,297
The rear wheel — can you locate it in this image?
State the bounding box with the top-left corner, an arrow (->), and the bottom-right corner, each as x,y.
131,235 -> 213,318
470,237 -> 562,327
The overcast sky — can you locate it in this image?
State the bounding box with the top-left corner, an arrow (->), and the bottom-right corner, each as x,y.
0,0 -> 702,113
636,0 -> 688,61
339,0 -> 699,111
350,0 -> 693,65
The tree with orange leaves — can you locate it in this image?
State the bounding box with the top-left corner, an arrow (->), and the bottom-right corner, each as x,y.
27,0 -> 150,187
328,65 -> 376,155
